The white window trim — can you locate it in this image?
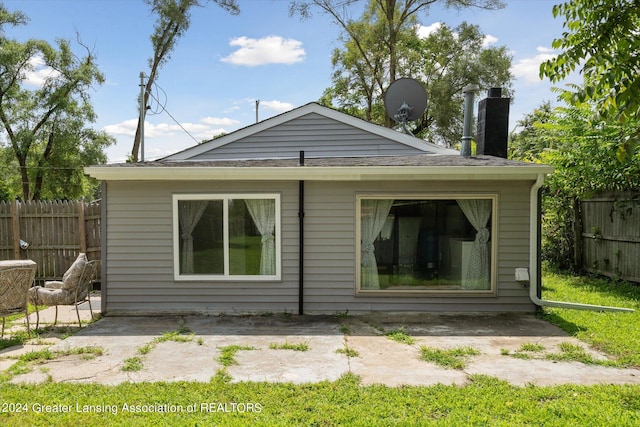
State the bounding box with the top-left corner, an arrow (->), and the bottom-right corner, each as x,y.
355,193 -> 498,296
172,193 -> 281,281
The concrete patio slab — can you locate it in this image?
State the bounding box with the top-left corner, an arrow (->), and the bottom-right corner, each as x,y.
1,305 -> 639,387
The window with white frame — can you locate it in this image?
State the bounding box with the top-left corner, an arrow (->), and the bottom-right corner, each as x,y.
173,194 -> 281,280
356,195 -> 497,293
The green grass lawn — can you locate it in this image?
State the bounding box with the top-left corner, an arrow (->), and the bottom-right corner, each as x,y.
0,375 -> 638,426
191,236 -> 262,275
541,272 -> 640,367
1,272 -> 639,426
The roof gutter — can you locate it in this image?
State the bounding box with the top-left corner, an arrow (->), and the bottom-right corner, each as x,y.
529,174 -> 634,312
84,165 -> 552,182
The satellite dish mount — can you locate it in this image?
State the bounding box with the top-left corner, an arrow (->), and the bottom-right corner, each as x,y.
384,78 -> 427,136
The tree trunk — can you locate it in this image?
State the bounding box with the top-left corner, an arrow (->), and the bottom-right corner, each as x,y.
32,130 -> 56,201
131,4 -> 188,162
18,155 -> 30,201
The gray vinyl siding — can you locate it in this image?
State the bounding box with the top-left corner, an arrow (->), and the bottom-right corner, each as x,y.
190,113 -> 425,160
104,180 -> 300,315
301,181 -> 535,313
103,179 -> 535,315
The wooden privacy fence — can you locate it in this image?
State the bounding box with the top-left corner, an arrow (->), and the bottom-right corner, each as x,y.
579,194 -> 640,283
0,200 -> 101,284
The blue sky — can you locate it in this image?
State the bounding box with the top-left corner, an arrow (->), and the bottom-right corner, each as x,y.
5,0 -> 578,162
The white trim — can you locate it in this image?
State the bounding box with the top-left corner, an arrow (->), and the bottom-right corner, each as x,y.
172,193 -> 281,282
355,193 -> 498,296
86,165 -> 554,182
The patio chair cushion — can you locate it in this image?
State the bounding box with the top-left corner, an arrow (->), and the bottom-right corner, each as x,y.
29,286 -> 78,306
28,253 -> 89,306
59,253 -> 88,291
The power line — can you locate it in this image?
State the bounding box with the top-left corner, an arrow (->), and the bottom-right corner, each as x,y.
146,81 -> 167,116
147,84 -> 200,145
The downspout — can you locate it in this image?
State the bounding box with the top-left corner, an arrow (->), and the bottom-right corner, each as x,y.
529,174 -> 634,312
298,151 -> 305,315
100,181 -> 107,315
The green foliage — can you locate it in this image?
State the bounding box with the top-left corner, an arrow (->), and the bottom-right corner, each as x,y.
121,356 -> 144,372
312,0 -> 511,147
3,347 -> 103,379
155,327 -> 194,343
419,346 -> 481,369
0,4 -> 114,200
268,341 -> 309,351
413,21 -> 513,145
545,342 -> 604,365
384,327 -> 415,345
510,103 -> 640,269
336,343 -> 360,358
1,377 -> 640,425
217,345 -> 256,367
540,0 -> 640,159
503,343 -> 545,360
131,0 -> 240,161
542,271 -> 640,367
0,331 -> 30,351
519,343 -> 545,353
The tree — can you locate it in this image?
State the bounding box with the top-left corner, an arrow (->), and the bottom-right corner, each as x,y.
510,102 -> 640,269
319,1 -> 418,126
130,0 -> 240,162
539,0 -> 640,160
0,5 -> 113,201
319,8 -> 513,146
508,101 -> 553,161
290,0 -> 504,82
413,22 -> 512,145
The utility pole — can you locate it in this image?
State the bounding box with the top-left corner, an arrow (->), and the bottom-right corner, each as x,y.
139,72 -> 146,162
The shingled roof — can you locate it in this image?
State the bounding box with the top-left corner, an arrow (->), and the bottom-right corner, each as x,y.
96,154 -> 542,168
87,102 -> 553,181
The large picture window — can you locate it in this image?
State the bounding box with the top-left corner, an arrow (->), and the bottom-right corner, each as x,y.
173,194 -> 281,280
356,195 -> 497,294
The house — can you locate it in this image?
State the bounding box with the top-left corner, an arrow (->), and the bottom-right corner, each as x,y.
85,102 -> 553,315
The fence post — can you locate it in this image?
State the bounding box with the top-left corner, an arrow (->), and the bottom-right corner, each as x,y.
78,202 -> 87,254
11,199 -> 20,259
573,197 -> 583,271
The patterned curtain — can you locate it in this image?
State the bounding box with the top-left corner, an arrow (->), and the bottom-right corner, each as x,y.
456,199 -> 492,289
178,200 -> 209,274
360,199 -> 394,289
245,199 -> 276,275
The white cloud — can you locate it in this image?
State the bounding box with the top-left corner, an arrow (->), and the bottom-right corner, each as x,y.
418,23 -> 498,47
512,46 -> 557,84
417,22 -> 442,38
201,116 -> 241,126
259,100 -> 294,113
103,116 -> 238,140
482,34 -> 498,47
24,55 -> 61,86
103,119 -> 138,136
221,36 -> 306,66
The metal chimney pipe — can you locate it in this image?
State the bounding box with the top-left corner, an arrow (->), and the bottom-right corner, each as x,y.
461,84 -> 479,157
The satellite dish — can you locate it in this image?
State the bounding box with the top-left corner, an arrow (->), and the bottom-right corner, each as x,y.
384,78 -> 427,135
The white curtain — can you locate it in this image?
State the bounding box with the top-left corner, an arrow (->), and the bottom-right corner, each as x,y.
245,199 -> 276,275
179,200 -> 209,274
361,199 -> 394,289
456,199 -> 492,289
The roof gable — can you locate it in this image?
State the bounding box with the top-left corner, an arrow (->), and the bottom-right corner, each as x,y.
162,103 -> 457,161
